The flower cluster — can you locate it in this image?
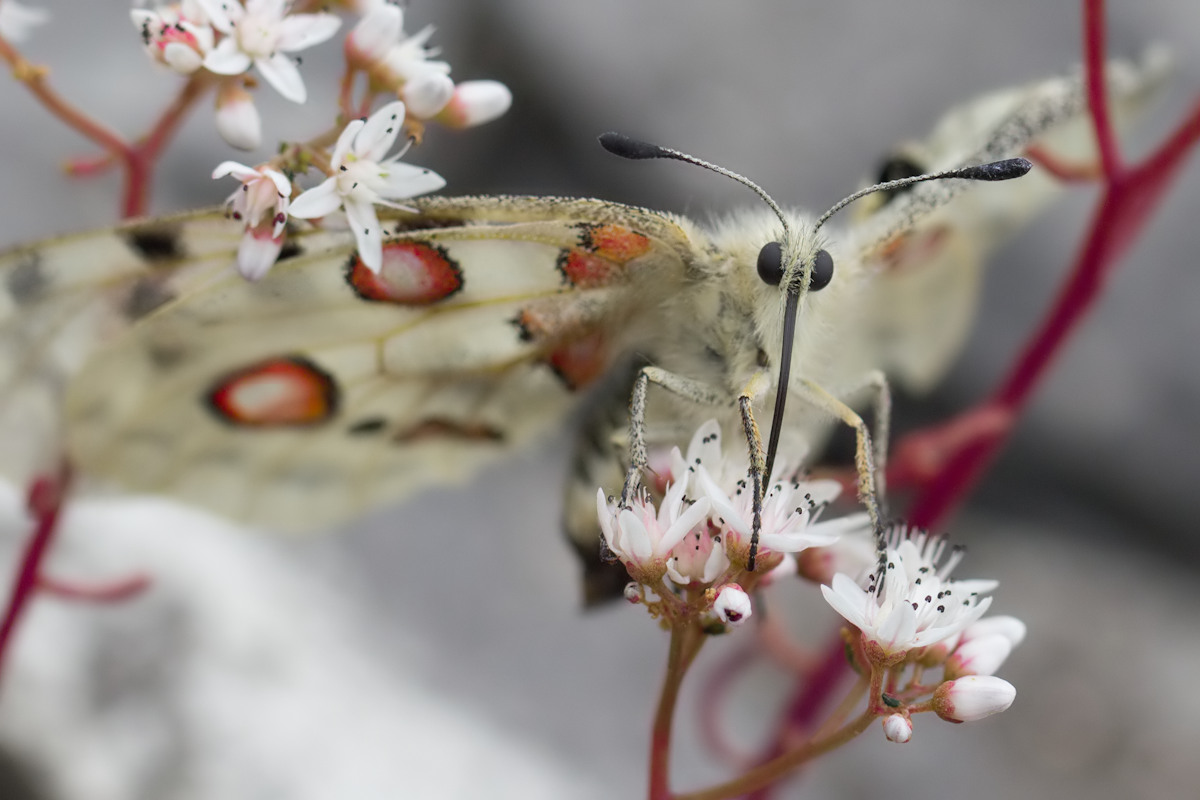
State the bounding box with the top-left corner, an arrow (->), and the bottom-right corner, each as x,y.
821,525 -> 1024,740
344,0 -> 511,128
132,1 -> 511,151
213,100 -> 445,279
596,419 -> 873,629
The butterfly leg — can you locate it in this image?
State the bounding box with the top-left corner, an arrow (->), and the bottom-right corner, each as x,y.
833,370 -> 892,512
795,378 -> 885,542
621,366 -> 777,570
620,366 -> 726,507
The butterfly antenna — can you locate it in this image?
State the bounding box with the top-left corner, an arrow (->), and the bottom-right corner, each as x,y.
599,132 -> 793,241
813,157 -> 1032,231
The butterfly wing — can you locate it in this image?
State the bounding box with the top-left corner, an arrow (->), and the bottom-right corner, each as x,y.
848,53 -> 1166,392
49,197 -> 695,530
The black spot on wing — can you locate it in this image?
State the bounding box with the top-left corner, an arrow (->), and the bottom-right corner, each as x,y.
7,253 -> 46,303
123,277 -> 175,320
347,416 -> 388,435
278,238 -> 303,261
392,216 -> 466,234
123,224 -> 184,263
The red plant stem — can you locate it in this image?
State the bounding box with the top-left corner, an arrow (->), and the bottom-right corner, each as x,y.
1084,1 -> 1121,178
39,574 -> 152,603
650,624 -> 707,800
749,3 -> 1200,796
0,464 -> 71,680
744,635 -> 849,800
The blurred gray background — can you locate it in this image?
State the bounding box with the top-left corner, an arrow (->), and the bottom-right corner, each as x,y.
0,1 -> 1198,798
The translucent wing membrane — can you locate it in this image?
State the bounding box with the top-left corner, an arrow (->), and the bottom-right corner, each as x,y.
0,197 -> 694,530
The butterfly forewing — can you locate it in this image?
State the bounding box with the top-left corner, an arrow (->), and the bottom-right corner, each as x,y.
56,200 -> 694,529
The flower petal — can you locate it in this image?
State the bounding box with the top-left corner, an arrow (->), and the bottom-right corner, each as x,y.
211,161 -> 258,181
195,0 -> 235,33
276,13 -> 342,53
697,466 -> 749,536
659,496 -> 710,556
618,509 -> 653,562
331,119 -> 365,169
261,168 -> 291,197
344,197 -> 383,272
255,53 -> 307,103
376,162 -> 446,200
820,574 -> 869,629
288,178 -> 342,219
356,101 -> 406,161
203,38 -> 252,75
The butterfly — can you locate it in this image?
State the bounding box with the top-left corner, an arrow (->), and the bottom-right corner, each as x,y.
0,55 -> 1163,602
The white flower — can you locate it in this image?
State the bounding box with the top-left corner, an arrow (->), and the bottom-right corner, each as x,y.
820,528 -> 995,663
214,81 -> 262,150
288,101 -> 445,272
882,714 -> 912,743
132,2 -> 214,74
0,1 -> 48,42
198,0 -> 341,103
698,462 -> 864,558
932,675 -> 1016,722
596,479 -> 711,585
212,160 -> 290,281
713,584 -> 752,625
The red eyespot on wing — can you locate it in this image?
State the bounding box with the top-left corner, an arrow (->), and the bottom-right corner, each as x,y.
581,224 -> 652,262
877,226 -> 949,273
558,249 -> 620,288
346,241 -> 463,304
545,332 -> 609,391
207,356 -> 338,427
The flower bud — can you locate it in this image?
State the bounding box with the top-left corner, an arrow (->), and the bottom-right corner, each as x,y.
960,615 -> 1027,648
623,582 -> 642,604
944,633 -> 1012,679
932,675 -> 1015,723
713,584 -> 751,625
215,83 -> 262,151
435,80 -> 512,128
403,71 -> 456,119
882,713 -> 912,743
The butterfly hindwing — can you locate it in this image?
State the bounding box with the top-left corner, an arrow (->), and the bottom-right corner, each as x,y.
57,197 -> 695,529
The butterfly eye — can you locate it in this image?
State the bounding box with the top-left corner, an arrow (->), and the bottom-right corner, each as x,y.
808,249 -> 834,291
756,241 -> 784,286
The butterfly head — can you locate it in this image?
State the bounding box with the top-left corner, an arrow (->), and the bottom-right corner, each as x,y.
598,131 -> 1032,477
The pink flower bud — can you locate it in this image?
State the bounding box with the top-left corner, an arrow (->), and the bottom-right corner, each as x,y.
882,714 -> 912,743
713,584 -> 752,625
435,80 -> 512,128
623,582 -> 642,604
932,676 -> 1015,723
